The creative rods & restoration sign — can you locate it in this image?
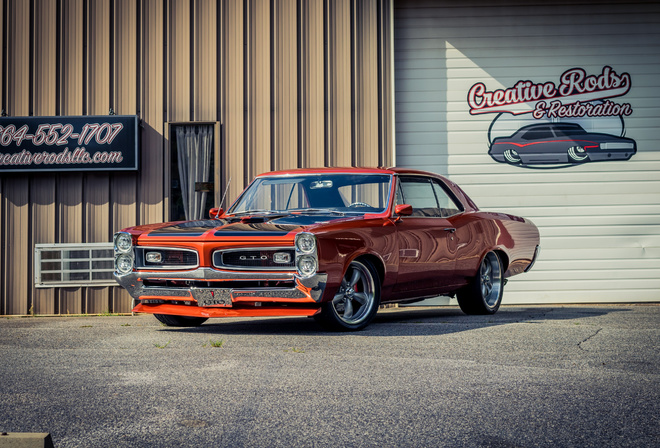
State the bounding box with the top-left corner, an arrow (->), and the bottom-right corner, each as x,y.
466,66 -> 637,168
0,115 -> 138,172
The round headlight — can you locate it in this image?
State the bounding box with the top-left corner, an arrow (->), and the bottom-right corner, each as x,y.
296,255 -> 317,277
116,254 -> 134,274
295,233 -> 316,254
114,233 -> 133,253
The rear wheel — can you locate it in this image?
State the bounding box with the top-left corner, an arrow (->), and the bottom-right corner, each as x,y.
315,259 -> 380,331
457,251 -> 503,315
568,146 -> 589,162
503,149 -> 522,164
154,314 -> 208,327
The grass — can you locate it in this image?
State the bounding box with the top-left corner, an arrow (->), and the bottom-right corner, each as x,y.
154,341 -> 170,349
203,339 -> 225,348
285,347 -> 305,353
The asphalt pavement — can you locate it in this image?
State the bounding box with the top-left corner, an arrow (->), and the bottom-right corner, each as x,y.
0,304 -> 658,447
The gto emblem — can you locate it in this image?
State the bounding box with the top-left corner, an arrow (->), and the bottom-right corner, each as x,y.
240,255 -> 268,260
273,252 -> 291,264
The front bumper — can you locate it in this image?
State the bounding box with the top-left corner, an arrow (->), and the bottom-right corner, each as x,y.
114,267 -> 328,307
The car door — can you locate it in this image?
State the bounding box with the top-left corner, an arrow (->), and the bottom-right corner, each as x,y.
392,176 -> 460,295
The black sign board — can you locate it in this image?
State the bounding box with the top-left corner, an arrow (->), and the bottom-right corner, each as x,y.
0,115 -> 139,172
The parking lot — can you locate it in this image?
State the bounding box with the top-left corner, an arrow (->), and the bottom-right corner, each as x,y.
1,304 -> 658,447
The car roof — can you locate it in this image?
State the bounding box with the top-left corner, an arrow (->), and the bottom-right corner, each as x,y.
257,167 -> 447,178
516,122 -> 584,132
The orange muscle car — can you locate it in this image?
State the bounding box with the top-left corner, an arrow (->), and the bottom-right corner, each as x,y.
114,167 -> 540,330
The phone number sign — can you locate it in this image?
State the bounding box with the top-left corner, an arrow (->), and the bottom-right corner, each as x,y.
0,115 -> 138,172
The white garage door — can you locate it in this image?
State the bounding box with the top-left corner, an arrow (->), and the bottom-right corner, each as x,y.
394,0 -> 660,303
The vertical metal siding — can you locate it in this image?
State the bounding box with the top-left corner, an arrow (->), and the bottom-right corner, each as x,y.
300,0 -> 324,168
246,0 -> 272,179
138,0 -> 165,226
0,0 -> 393,315
31,0 -> 57,315
273,0 -> 298,171
85,0 -> 111,313
3,0 -> 30,315
222,0 -> 246,202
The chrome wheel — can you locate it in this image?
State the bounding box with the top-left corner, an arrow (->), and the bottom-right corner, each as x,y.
457,251 -> 503,315
479,252 -> 502,308
316,259 -> 381,331
332,261 -> 376,325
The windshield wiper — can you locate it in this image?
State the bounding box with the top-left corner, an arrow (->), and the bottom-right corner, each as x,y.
229,209 -> 285,216
291,208 -> 345,216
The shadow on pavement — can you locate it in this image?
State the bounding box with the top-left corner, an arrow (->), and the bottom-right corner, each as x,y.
155,305 -> 626,337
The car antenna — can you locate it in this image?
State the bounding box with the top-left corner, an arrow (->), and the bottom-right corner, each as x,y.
216,176 -> 232,219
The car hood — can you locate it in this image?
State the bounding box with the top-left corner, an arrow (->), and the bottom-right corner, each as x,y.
143,213 -> 351,238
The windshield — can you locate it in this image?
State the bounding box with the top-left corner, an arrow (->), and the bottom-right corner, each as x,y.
228,173 -> 393,215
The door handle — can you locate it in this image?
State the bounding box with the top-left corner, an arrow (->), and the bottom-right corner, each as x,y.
444,228 -> 456,233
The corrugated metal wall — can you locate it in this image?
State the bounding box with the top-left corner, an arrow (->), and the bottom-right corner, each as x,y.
394,0 -> 660,304
0,0 -> 394,315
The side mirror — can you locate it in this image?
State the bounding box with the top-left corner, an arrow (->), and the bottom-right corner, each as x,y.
394,204 -> 413,216
209,207 -> 224,219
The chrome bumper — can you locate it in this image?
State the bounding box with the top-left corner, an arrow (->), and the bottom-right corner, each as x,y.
114,267 -> 327,306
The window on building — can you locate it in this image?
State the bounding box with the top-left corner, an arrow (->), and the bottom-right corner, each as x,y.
170,124 -> 216,221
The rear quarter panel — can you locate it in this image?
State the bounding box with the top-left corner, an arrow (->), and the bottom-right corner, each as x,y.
464,211 -> 540,279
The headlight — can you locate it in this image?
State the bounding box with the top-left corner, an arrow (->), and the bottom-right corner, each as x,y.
115,254 -> 134,274
296,255 -> 317,277
295,233 -> 316,254
295,233 -> 318,278
114,232 -> 133,253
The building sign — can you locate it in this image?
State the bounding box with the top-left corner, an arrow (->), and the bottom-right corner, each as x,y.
467,66 -> 637,168
0,115 -> 138,172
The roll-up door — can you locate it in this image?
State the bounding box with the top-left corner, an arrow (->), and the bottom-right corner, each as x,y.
394,0 -> 660,304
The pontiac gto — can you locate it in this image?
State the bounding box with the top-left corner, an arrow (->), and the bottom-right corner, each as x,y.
114,167 -> 540,330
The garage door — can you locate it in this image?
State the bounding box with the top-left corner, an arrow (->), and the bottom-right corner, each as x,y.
394,0 -> 660,303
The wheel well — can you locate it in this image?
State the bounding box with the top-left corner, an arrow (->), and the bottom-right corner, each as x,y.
355,254 -> 385,285
494,250 -> 509,272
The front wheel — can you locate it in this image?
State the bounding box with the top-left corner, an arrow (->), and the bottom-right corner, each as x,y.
457,251 -> 503,315
154,314 -> 208,327
315,259 -> 380,331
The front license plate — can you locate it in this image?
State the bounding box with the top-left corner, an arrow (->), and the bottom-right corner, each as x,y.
191,288 -> 232,307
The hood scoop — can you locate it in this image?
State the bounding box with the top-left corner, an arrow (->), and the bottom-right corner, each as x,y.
240,216 -> 269,224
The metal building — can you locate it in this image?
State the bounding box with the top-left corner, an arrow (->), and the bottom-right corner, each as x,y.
1,0 -> 658,316
0,0 -> 394,315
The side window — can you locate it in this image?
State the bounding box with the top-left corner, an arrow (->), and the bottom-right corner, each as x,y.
431,180 -> 463,217
398,177 -> 439,217
522,127 -> 553,140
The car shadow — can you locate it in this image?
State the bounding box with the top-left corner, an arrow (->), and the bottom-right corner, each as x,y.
156,305 -> 626,338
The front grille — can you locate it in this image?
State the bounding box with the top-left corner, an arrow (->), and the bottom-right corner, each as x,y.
142,279 -> 297,289
213,248 -> 295,270
135,247 -> 199,269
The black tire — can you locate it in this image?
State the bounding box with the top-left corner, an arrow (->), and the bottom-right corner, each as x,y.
457,251 -> 503,315
315,259 -> 381,331
154,314 -> 208,327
